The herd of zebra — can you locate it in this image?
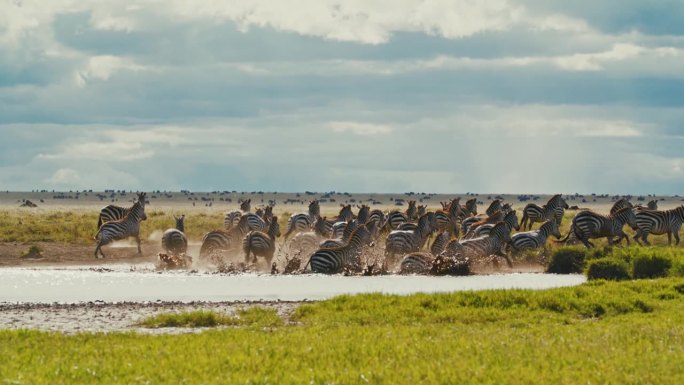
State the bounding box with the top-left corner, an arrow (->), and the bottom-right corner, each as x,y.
93,192 -> 684,275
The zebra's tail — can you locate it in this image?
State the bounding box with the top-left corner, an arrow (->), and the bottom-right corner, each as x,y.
554,225 -> 574,244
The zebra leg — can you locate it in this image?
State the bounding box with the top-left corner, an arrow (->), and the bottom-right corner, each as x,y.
674,231 -> 680,246
136,236 -> 142,255
579,236 -> 593,249
667,232 -> 672,246
641,231 -> 651,246
633,230 -> 642,246
95,243 -> 106,259
496,251 -> 513,268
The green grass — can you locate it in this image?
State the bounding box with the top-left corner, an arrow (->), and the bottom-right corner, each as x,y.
138,308 -> 283,328
1,279 -> 683,384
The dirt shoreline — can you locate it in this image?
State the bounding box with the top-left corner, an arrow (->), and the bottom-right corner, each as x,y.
0,300 -> 306,334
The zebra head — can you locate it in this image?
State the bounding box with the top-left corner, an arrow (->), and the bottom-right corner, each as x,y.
308,200 -> 320,218
135,192 -> 147,221
610,198 -> 634,215
173,215 -> 185,232
314,216 -> 331,238
350,224 -> 374,247
255,207 -> 265,218
268,217 -> 281,238
240,199 -> 251,212
416,204 -> 427,218
647,200 -> 658,210
338,205 -> 354,222
465,198 -> 478,216
505,210 -> 520,231
447,198 -> 462,217
406,200 -> 418,221
614,207 -> 638,231
264,205 -> 274,221
501,203 -> 513,215
549,194 -> 569,209
357,205 -> 370,224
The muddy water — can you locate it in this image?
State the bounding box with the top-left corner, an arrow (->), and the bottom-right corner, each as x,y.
0,266 -> 586,304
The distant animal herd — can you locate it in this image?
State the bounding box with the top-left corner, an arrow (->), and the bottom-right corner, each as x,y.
93,192 -> 683,275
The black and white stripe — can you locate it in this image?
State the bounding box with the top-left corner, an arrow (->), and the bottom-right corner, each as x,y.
434,198 -> 462,236
385,213 -> 436,259
397,230 -> 452,274
634,206 -> 684,246
284,200 -> 320,239
466,210 -> 519,239
509,220 -> 561,253
94,193 -> 147,258
610,198 -> 634,215
308,224 -> 375,274
243,217 -> 281,265
199,215 -> 252,258
96,192 -> 148,229
161,215 -> 188,256
561,207 -> 637,248
449,222 -> 512,267
289,218 -> 330,256
520,194 -> 569,230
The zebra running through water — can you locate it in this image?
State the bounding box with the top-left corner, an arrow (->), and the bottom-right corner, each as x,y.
284,200 -> 320,240
398,230 -> 452,274
199,215 -> 252,258
289,217 -> 330,257
243,217 -> 281,265
465,210 -> 520,239
307,223 -> 376,274
558,207 -> 637,248
446,222 -> 513,268
161,215 -> 188,256
434,198 -> 462,236
94,193 -> 147,258
385,213 -> 436,260
633,206 -> 684,246
508,220 -> 561,253
96,192 -> 148,229
462,210 -> 506,237
520,194 -> 569,230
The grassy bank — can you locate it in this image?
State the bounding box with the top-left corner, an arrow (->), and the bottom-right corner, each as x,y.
1,278 -> 683,384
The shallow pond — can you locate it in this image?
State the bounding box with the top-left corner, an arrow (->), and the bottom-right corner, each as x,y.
0,266 -> 586,304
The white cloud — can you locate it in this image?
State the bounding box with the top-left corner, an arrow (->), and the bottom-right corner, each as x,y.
328,121 -> 393,136
45,168 -> 80,184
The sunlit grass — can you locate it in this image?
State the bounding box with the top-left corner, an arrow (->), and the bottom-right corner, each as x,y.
0,279 -> 683,384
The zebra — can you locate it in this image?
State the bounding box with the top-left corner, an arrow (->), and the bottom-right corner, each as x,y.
633,206 -> 684,246
398,230 -> 452,274
356,205 -> 371,224
199,215 -> 252,258
485,199 -> 503,217
307,224 -> 376,274
243,213 -> 267,232
406,200 -> 418,221
289,218 -> 330,256
243,217 -> 281,265
223,211 -> 242,230
610,198 -> 634,215
508,220 -> 561,253
161,215 -> 188,256
434,198 -> 462,236
416,204 -> 427,219
368,209 -> 386,227
559,207 -> 637,248
96,192 -> 148,229
520,194 -> 569,230
94,193 -> 147,258
284,200 -> 320,239
463,211 -> 506,237
385,213 -> 436,260
452,221 -> 513,267
320,219 -> 359,249
239,199 -> 251,212
465,210 -> 520,239
386,210 -> 409,230
635,199 -> 659,211
461,198 -> 478,217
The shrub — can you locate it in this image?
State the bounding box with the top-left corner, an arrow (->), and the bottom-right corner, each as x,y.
546,247 -> 586,274
20,245 -> 43,259
632,253 -> 672,279
587,258 -> 630,281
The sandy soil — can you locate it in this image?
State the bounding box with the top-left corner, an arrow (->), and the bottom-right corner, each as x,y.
0,300 -> 304,334
0,242 -> 162,267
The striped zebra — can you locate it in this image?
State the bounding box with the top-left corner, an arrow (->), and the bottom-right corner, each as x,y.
289,218 -> 330,256
199,215 -> 251,258
465,210 -> 520,239
485,199 -> 503,216
161,215 -> 188,256
635,199 -> 659,211
243,213 -> 268,232
96,192 -> 148,229
610,198 -> 634,215
240,199 -> 251,212
559,207 -> 637,248
368,209 -> 386,227
307,224 -> 376,274
94,194 -> 147,258
454,222 -> 513,267
320,220 -> 359,249
386,210 -> 409,230
243,217 -> 281,265
460,199 -> 506,235
416,204 -> 427,219
520,194 -> 569,230
434,198 -> 462,236
508,220 -> 561,253
398,231 -> 452,274
633,206 -> 684,246
385,213 -> 436,260
356,205 -> 371,224
223,211 -> 242,230
463,211 -> 505,237
461,198 -> 478,217
284,200 -> 320,240
406,200 -> 418,221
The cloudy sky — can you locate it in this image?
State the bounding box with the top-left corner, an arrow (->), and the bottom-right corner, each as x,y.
1,1 -> 683,194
